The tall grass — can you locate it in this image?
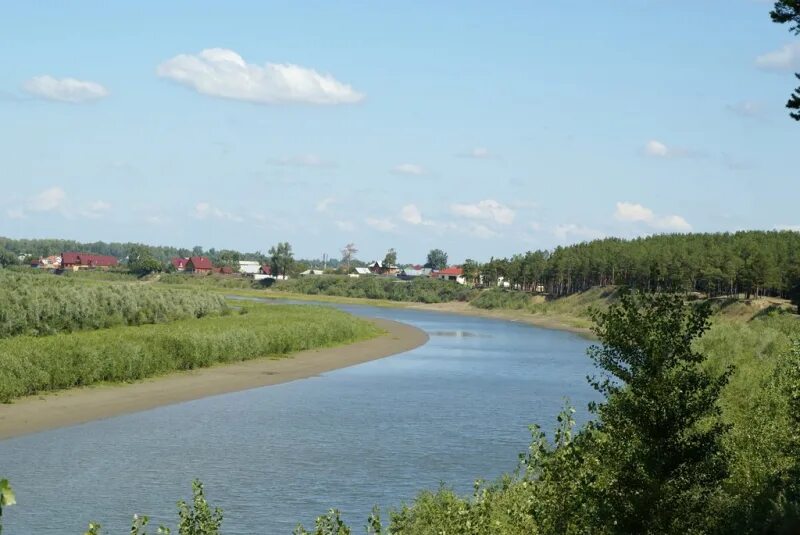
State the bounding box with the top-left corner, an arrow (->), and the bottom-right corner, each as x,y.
0,304 -> 380,402
274,275 -> 477,303
0,271 -> 229,337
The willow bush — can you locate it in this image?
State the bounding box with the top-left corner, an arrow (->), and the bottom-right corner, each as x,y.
0,271 -> 229,337
0,304 -> 380,401
274,275 -> 477,303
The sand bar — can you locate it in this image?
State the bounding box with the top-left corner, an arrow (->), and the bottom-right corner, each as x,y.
0,318 -> 428,440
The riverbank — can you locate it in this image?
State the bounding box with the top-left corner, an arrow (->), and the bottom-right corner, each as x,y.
222,289 -> 595,336
0,318 -> 428,440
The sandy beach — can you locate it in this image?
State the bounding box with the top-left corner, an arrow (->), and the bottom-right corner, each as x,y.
0,318 -> 428,440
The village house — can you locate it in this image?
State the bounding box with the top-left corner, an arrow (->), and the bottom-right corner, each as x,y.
434,266 -> 466,285
185,256 -> 213,275
299,269 -> 324,276
349,267 -> 372,278
399,267 -> 432,279
35,255 -> 62,269
170,257 -> 188,271
238,260 -> 261,275
61,252 -> 118,271
367,261 -> 399,276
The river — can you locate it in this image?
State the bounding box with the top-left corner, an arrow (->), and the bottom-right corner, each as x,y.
0,302 -> 597,534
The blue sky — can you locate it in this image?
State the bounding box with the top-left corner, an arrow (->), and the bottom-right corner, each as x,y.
1,0 -> 798,263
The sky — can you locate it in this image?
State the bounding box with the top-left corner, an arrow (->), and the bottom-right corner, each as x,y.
1,0 -> 799,264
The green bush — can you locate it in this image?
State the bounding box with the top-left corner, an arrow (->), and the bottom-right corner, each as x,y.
0,271 -> 229,338
274,275 -> 477,303
0,304 -> 380,402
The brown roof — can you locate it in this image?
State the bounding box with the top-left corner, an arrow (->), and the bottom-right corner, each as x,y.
187,256 -> 213,270
61,252 -> 118,267
437,267 -> 464,276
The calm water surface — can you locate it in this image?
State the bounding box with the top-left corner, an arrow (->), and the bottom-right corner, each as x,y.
0,303 -> 597,534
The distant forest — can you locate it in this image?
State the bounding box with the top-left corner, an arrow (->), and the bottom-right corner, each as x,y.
3,231 -> 800,299
473,231 -> 800,299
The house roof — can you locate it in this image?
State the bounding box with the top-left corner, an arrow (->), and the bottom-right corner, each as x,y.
61,252 -> 118,267
437,267 -> 464,276
261,265 -> 272,275
354,267 -> 371,274
171,257 -> 187,269
188,256 -> 213,270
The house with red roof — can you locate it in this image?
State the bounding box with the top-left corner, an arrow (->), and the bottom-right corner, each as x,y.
61,252 -> 118,271
170,257 -> 188,271
185,256 -> 213,274
433,266 -> 466,285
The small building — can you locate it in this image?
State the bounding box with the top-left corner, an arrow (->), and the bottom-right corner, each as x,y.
350,267 -> 371,278
170,257 -> 188,271
399,267 -> 432,279
299,269 -> 324,276
367,261 -> 399,276
36,255 -> 62,269
61,252 -> 118,270
185,256 -> 213,275
215,266 -> 234,275
238,260 -> 261,275
434,267 -> 466,285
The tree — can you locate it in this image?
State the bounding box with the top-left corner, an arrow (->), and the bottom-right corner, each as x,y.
0,250 -> 18,268
425,249 -> 448,270
341,243 -> 358,272
216,249 -> 240,268
269,242 -> 294,278
771,1 -> 800,121
127,245 -> 162,275
0,478 -> 15,535
586,291 -> 732,533
383,248 -> 397,268
462,259 -> 481,286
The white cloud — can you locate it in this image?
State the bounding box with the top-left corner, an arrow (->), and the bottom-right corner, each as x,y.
644,140 -> 670,158
614,201 -> 691,232
642,139 -> 703,159
6,208 -> 25,220
756,41 -> 800,72
469,224 -> 499,239
451,199 -> 515,225
316,197 -> 336,212
29,187 -> 66,212
400,204 -> 423,224
145,215 -> 167,225
392,163 -> 425,176
335,220 -> 355,231
365,217 -> 396,232
157,48 -> 364,105
614,201 -> 654,223
459,147 -> 493,159
23,75 -> 109,103
553,224 -> 605,241
194,202 -> 243,222
267,154 -> 335,168
80,200 -> 111,219
726,100 -> 763,117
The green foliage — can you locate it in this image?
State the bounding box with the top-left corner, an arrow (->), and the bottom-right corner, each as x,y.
382,248 -> 397,267
157,272 -> 255,290
0,303 -> 380,402
0,271 -> 229,338
128,245 -> 164,275
269,241 -> 294,277
0,249 -> 18,268
293,509 -> 352,535
425,249 -> 448,270
177,481 -> 222,535
586,292 -> 732,532
0,478 -> 15,535
274,275 -> 476,303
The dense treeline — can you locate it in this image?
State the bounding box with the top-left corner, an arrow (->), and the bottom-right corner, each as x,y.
0,303 -> 379,402
472,231 -> 800,299
274,275 -> 477,303
0,271 -> 229,338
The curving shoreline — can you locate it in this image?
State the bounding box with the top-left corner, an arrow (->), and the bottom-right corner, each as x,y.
0,318 -> 428,441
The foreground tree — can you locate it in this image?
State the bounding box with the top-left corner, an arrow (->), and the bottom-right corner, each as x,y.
425,249 -> 448,270
269,242 -> 294,278
587,291 -> 732,533
771,1 -> 800,120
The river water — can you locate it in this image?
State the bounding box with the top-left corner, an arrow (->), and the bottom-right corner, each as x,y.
0,303 -> 597,534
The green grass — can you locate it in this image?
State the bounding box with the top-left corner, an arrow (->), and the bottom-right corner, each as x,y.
157,272 -> 258,289
0,270 -> 230,337
0,303 -> 381,402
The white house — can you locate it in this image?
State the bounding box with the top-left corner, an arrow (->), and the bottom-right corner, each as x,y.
238,260 -> 261,275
